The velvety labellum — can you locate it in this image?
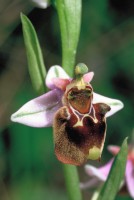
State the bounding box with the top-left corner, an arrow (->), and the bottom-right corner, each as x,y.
53,79 -> 111,166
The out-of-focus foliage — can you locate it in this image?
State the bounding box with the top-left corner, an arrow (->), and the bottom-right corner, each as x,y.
0,0 -> 134,199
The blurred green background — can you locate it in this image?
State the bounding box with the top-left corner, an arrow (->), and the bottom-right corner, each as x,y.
0,0 -> 134,199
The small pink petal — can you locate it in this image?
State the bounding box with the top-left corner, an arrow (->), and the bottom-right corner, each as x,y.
83,72 -> 94,83
11,89 -> 63,127
85,165 -> 106,181
85,159 -> 113,181
126,160 -> 134,198
46,65 -> 70,89
128,149 -> 134,164
107,145 -> 120,155
93,92 -> 124,117
52,78 -> 71,91
99,159 -> 114,179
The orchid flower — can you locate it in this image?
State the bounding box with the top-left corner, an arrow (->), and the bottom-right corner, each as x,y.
11,64 -> 123,166
31,0 -> 50,8
82,144 -> 134,199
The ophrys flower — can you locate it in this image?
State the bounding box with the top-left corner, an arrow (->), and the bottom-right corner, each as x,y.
11,64 -> 123,165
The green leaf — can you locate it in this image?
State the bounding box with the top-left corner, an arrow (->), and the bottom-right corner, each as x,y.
21,13 -> 46,94
97,137 -> 128,200
56,0 -> 82,77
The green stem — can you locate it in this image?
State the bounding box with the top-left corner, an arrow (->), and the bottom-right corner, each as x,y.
63,164 -> 82,200
56,0 -> 82,199
56,0 -> 82,77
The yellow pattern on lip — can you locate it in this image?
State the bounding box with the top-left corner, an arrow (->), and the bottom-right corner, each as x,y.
87,146 -> 101,160
73,119 -> 83,127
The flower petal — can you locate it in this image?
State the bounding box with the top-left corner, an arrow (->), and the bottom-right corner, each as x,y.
126,160 -> 134,198
32,0 -> 50,8
107,145 -> 120,155
52,78 -> 71,91
46,65 -> 70,89
93,92 -> 124,117
11,89 -> 63,127
83,72 -> 94,83
85,165 -> 106,181
85,159 -> 113,181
